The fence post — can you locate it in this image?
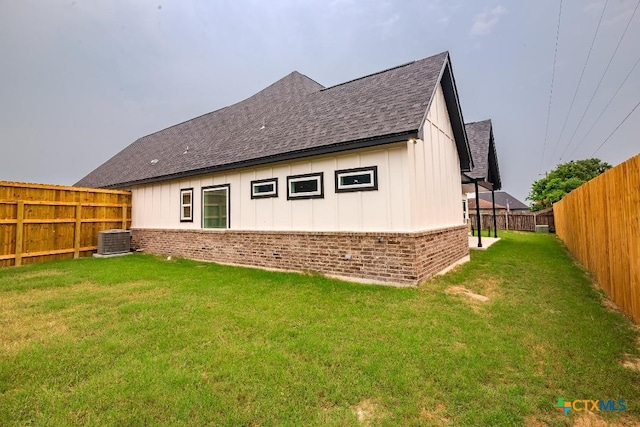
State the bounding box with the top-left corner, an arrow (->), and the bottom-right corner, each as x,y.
74,203 -> 82,259
122,203 -> 127,229
15,201 -> 24,266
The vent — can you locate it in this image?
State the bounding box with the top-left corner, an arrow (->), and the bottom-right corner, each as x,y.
97,229 -> 131,255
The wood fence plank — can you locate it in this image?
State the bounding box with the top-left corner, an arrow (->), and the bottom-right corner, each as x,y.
0,181 -> 131,268
15,201 -> 24,266
74,203 -> 82,259
555,154 -> 640,324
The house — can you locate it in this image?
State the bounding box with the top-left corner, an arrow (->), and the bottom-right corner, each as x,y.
461,119 -> 502,245
475,191 -> 529,212
467,197 -> 506,215
77,51 -> 475,286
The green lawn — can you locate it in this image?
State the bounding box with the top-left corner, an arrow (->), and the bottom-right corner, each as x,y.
0,232 -> 638,426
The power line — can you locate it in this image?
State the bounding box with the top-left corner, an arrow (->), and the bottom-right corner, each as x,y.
540,0 -> 563,173
567,54 -> 640,159
550,0 -> 609,161
558,0 -> 640,161
590,98 -> 640,156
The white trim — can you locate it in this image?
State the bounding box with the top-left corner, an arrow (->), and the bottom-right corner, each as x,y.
180,189 -> 193,222
251,180 -> 277,198
202,185 -> 230,229
287,173 -> 323,199
337,169 -> 376,191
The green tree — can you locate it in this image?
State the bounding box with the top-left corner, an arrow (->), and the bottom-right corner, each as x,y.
527,158 -> 611,211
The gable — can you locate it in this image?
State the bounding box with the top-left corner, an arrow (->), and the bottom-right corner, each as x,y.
465,119 -> 502,190
77,52 -> 472,189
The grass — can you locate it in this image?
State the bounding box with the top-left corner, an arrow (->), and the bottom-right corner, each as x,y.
0,231 -> 638,426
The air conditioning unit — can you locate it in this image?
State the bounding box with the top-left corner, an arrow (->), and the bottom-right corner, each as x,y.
97,229 -> 131,255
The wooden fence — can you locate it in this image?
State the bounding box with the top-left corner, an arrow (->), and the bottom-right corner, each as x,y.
0,182 -> 131,267
469,209 -> 554,233
554,154 -> 640,324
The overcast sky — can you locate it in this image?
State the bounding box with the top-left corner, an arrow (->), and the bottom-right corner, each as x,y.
1,0 -> 639,203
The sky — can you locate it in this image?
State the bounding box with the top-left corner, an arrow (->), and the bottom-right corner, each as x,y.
1,0 -> 639,204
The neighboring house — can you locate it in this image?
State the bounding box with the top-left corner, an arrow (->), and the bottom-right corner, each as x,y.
467,197 -> 506,215
77,51 -> 475,286
476,191 -> 529,212
461,119 -> 502,245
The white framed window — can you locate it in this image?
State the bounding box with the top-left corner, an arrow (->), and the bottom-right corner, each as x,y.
180,188 -> 193,222
287,172 -> 324,200
251,178 -> 278,199
335,166 -> 378,193
202,185 -> 230,229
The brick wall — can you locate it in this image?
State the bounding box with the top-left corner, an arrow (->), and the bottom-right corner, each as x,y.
131,225 -> 469,286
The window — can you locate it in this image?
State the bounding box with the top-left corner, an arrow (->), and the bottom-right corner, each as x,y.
287,172 -> 324,200
462,199 -> 468,221
335,166 -> 378,193
251,178 -> 278,199
180,188 -> 193,222
202,185 -> 230,229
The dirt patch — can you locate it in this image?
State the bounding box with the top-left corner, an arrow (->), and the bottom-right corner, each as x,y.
473,276 -> 501,298
420,402 -> 450,424
572,411 -> 636,427
524,415 -> 547,426
352,399 -> 386,426
445,286 -> 489,302
621,353 -> 640,372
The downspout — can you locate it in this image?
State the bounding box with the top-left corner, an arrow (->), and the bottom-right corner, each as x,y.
491,189 -> 497,238
474,181 -> 482,248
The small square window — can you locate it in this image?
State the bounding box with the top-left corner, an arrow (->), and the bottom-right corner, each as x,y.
335,166 -> 378,193
251,178 -> 278,199
180,188 -> 193,222
287,173 -> 324,200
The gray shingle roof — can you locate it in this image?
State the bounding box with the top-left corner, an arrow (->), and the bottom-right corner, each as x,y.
464,119 -> 502,190
477,191 -> 528,210
468,197 -> 506,210
77,51 -> 469,188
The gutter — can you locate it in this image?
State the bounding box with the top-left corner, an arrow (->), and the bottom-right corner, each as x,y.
100,130 -> 418,189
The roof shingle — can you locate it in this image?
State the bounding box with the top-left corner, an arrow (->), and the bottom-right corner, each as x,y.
77,52 -> 464,188
464,119 -> 502,190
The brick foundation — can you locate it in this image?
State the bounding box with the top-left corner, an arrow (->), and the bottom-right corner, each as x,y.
131,226 -> 469,286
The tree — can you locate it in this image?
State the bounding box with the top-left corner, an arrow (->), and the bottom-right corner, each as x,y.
527,158 -> 611,211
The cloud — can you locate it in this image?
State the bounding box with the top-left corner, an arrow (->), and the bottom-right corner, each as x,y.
380,13 -> 399,35
470,5 -> 507,37
437,15 -> 451,26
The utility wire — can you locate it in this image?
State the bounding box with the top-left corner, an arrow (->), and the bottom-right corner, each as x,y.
567,54 -> 640,159
558,0 -> 640,161
540,0 -> 563,173
550,0 -> 609,161
590,98 -> 640,156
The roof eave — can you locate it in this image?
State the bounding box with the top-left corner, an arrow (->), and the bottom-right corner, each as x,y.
440,55 -> 473,172
99,130 -> 418,189
461,173 -> 494,191
488,126 -> 502,190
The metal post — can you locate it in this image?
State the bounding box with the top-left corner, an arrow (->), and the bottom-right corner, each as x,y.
491,189 -> 497,238
474,181 -> 482,248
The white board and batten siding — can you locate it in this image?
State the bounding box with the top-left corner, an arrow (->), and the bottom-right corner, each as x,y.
131,144 -> 412,232
131,83 -> 465,233
410,83 -> 466,230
